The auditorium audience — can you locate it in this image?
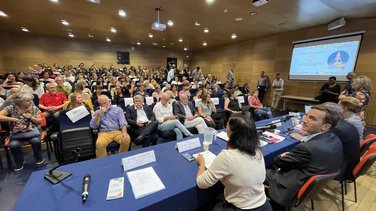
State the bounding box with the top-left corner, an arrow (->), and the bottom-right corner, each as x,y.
196,115 -> 272,211
39,82 -> 67,125
54,76 -> 71,97
89,95 -> 130,157
20,76 -> 45,98
2,73 -> 24,90
63,93 -> 94,115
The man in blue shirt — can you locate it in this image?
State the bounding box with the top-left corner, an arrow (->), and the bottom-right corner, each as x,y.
90,95 -> 130,157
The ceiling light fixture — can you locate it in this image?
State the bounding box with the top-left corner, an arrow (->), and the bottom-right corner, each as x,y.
234,17 -> 243,22
118,10 -> 126,17
106,37 -> 111,42
21,27 -> 29,32
204,28 -> 209,33
110,27 -> 117,33
252,0 -> 268,7
167,20 -> 174,27
49,0 -> 59,3
203,41 -> 207,46
136,42 -> 141,45
231,33 -> 237,39
0,11 -> 8,17
61,20 -> 69,26
148,33 -> 153,38
151,8 -> 166,31
162,45 -> 166,48
178,38 -> 183,42
195,21 -> 201,26
206,0 -> 215,4
68,32 -> 75,38
249,12 -> 257,16
152,42 -> 158,46
88,34 -> 94,38
184,47 -> 188,51
87,0 -> 101,4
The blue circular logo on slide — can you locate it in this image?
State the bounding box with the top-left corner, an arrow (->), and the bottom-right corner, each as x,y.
327,51 -> 349,69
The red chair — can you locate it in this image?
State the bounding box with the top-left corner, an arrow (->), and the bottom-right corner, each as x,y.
352,142 -> 376,203
2,113 -> 52,168
289,171 -> 340,211
360,134 -> 376,156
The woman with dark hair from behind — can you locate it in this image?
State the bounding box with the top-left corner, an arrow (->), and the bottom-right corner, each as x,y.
196,115 -> 272,211
21,76 -> 45,98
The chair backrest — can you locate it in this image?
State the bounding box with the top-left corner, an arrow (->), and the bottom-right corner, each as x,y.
33,94 -> 39,106
360,134 -> 376,156
40,112 -> 47,128
295,171 -> 340,207
118,97 -> 134,112
353,143 -> 376,177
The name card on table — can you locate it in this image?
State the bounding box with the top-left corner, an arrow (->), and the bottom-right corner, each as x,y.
65,106 -> 90,123
176,138 -> 201,153
217,131 -> 229,141
122,150 -> 156,172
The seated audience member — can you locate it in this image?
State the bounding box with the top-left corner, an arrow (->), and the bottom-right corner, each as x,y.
0,92 -> 44,171
197,93 -> 224,129
39,82 -> 67,123
173,93 -> 208,134
315,76 -> 341,103
339,72 -> 357,98
92,85 -> 104,102
193,88 -> 205,100
0,88 -> 20,110
2,72 -> 24,91
240,82 -> 250,96
89,95 -> 131,157
63,93 -> 94,114
134,84 -> 147,97
248,90 -> 273,119
144,80 -> 155,90
62,69 -> 75,84
339,96 -> 363,139
54,76 -> 72,97
70,82 -> 91,101
351,75 -> 372,113
224,89 -> 250,120
322,102 -> 360,183
170,84 -> 179,99
111,85 -> 125,105
211,83 -> 223,97
125,95 -> 158,147
196,115 -> 272,211
152,84 -> 162,101
266,104 -> 343,210
39,70 -> 55,85
21,76 -> 45,98
153,92 -> 193,139
179,81 -> 191,97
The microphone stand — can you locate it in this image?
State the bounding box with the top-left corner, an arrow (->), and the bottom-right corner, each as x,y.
44,148 -> 81,185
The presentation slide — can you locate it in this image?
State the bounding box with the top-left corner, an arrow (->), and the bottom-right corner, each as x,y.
289,34 -> 363,81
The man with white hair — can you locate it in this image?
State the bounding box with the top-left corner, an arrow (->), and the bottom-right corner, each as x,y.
39,82 -> 67,124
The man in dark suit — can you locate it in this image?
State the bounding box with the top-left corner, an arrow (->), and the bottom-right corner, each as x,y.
125,95 -> 158,147
322,102 -> 360,181
173,93 -> 208,134
266,104 -> 343,210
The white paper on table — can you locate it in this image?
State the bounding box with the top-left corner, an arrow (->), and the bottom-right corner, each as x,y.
127,167 -> 166,199
237,96 -> 245,104
122,150 -> 156,172
106,177 -> 124,200
65,106 -> 90,123
259,140 -> 268,147
145,97 -> 154,105
261,131 -> 285,143
217,131 -> 229,141
176,138 -> 201,153
193,151 -> 217,169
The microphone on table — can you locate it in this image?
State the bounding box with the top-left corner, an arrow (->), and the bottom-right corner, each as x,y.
256,124 -> 277,131
82,174 -> 91,203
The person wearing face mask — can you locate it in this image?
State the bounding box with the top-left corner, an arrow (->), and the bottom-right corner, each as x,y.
90,95 -> 130,157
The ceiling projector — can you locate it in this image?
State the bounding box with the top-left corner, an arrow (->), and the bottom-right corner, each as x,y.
151,8 -> 166,31
252,0 -> 268,7
151,22 -> 166,31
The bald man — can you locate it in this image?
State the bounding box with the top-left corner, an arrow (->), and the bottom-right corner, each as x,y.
153,92 -> 193,139
90,95 -> 130,157
173,93 -> 208,134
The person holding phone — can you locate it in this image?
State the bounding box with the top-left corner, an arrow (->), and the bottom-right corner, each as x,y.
195,116 -> 272,211
90,95 -> 130,157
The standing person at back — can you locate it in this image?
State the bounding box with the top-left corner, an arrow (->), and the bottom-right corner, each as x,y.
271,73 -> 284,110
265,104 -> 343,210
257,71 -> 269,102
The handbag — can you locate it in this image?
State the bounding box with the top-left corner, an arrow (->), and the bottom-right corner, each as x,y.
10,126 -> 41,140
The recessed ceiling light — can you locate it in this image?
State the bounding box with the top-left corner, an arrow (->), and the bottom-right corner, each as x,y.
136,42 -> 141,45
148,33 -> 153,38
186,55 -> 189,58
110,27 -> 117,33
249,12 -> 257,16
204,28 -> 209,33
118,10 -> 126,17
169,42 -> 174,45
206,0 -> 215,4
231,33 -> 237,39
184,47 -> 188,51
234,17 -> 243,22
68,32 -> 75,38
49,0 -> 59,3
87,0 -> 101,4
0,11 -> 8,17
152,43 -> 158,46
162,45 -> 166,48
223,9 -> 228,14
106,37 -> 111,42
61,20 -> 69,26
178,38 -> 183,42
195,21 -> 201,26
88,34 -> 94,38
203,41 -> 207,46
21,27 -> 29,32
167,20 -> 174,26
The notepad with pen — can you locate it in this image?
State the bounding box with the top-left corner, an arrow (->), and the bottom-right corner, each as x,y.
261,131 -> 285,143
